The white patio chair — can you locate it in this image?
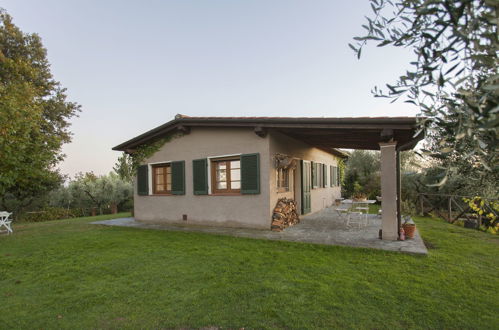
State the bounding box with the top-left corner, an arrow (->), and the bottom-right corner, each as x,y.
355,203 -> 369,223
346,211 -> 365,229
0,212 -> 13,235
335,205 -> 350,220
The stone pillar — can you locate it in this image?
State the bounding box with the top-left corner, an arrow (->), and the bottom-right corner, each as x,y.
379,142 -> 398,240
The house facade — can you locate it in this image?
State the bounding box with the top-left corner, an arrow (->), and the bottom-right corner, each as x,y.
127,126 -> 344,229
114,115 -> 423,238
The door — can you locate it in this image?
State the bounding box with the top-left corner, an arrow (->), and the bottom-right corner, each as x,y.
301,160 -> 311,214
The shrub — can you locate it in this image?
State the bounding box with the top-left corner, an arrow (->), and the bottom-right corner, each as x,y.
20,207 -> 87,222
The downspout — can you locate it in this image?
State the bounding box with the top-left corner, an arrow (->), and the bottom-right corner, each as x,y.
396,151 -> 402,237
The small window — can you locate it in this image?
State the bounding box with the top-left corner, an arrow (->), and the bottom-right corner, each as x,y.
277,168 -> 289,192
211,157 -> 241,194
152,163 -> 171,194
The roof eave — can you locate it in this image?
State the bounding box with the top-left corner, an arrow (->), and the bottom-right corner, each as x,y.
112,117 -> 423,152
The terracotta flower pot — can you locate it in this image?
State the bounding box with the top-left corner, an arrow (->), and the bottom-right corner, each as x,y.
402,223 -> 416,238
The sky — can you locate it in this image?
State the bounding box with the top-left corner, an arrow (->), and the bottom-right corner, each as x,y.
3,0 -> 418,178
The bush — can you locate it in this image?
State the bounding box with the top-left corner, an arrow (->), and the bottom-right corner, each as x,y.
20,207 -> 87,222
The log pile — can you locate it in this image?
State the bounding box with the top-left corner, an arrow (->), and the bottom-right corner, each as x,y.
271,198 -> 300,231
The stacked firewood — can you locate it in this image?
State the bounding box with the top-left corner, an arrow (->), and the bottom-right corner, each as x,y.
271,198 -> 300,231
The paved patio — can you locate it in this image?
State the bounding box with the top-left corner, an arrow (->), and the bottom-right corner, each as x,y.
91,206 -> 427,255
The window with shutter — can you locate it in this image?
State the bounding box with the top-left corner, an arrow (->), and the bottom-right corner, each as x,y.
241,153 -> 260,194
152,163 -> 172,194
137,165 -> 149,196
211,156 -> 241,194
171,161 -> 185,195
192,158 -> 208,195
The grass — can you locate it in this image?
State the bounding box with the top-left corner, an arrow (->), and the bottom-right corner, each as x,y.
368,203 -> 380,214
0,213 -> 498,329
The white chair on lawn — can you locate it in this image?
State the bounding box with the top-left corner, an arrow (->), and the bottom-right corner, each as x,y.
0,212 -> 13,235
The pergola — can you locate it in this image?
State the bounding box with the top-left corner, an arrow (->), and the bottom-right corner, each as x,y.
114,115 -> 424,240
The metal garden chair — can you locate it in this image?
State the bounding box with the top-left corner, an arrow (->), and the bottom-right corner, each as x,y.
346,211 -> 365,229
335,204 -> 351,220
0,212 -> 13,234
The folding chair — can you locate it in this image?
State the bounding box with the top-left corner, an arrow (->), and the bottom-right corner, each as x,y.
0,212 -> 13,234
335,204 -> 350,220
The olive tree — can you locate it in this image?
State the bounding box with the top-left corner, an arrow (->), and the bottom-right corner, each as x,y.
350,0 -> 498,186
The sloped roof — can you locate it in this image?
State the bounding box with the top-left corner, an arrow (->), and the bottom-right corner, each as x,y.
113,114 -> 424,154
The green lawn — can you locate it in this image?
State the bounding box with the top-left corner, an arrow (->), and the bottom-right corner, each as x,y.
0,213 -> 498,329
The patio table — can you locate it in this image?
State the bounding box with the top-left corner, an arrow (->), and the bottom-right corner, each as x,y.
341,200 -> 376,227
341,199 -> 376,213
341,199 -> 377,206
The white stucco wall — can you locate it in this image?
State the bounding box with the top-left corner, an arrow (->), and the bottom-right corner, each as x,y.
268,131 -> 342,217
134,127 -> 270,229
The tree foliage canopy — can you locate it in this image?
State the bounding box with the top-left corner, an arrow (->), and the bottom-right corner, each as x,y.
113,153 -> 134,182
350,0 -> 498,184
0,10 -> 80,210
50,172 -> 133,214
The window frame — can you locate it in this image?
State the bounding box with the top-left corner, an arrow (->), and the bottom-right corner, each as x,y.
152,163 -> 172,195
210,156 -> 241,195
276,167 -> 290,193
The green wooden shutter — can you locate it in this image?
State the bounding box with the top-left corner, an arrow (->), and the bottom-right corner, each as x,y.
322,164 -> 327,187
192,158 -> 208,195
171,161 -> 185,195
331,166 -> 335,186
241,153 -> 260,194
330,165 -> 333,186
332,166 -> 336,186
317,163 -> 321,187
318,163 -> 322,187
311,161 -> 316,188
137,165 -> 149,196
337,165 -> 341,186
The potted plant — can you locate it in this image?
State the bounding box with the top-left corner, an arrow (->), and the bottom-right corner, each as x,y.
402,216 -> 416,239
352,192 -> 368,202
351,182 -> 367,201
